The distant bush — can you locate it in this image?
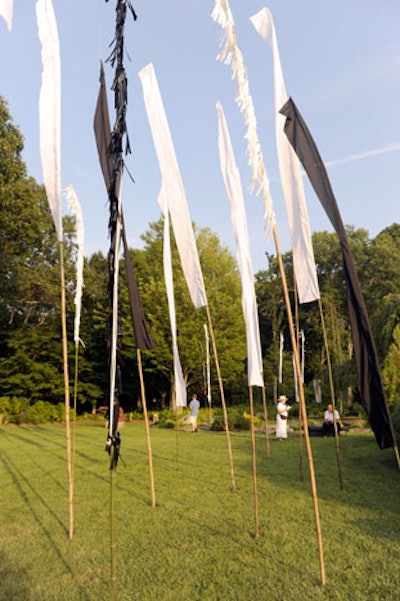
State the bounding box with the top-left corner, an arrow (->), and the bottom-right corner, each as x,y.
26,401 -> 65,424
158,419 -> 176,429
150,409 -> 178,427
125,411 -> 143,422
210,408 -> 262,431
0,396 -> 66,425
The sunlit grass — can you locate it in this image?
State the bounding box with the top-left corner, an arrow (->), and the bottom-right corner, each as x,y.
1,422 -> 399,600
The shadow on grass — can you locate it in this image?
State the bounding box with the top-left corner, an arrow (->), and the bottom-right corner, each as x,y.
0,551 -> 31,601
0,451 -> 91,601
0,427 -> 50,450
0,426 -> 96,468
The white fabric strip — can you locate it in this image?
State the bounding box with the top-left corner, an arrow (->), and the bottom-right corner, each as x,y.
217,101 -> 263,388
36,0 -> 62,241
212,0 -> 275,239
279,331 -> 284,383
138,63 -> 207,309
65,185 -> 85,346
158,188 -> 187,407
250,8 -> 320,304
0,0 -> 13,31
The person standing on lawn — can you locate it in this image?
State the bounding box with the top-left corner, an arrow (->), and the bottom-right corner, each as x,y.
189,393 -> 200,432
276,395 -> 291,441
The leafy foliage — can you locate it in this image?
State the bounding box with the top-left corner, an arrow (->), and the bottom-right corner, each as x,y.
1,95 -> 400,425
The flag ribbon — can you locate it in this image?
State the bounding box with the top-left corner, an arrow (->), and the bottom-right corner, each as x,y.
158,189 -> 187,407
212,0 -> 275,237
250,8 -> 319,304
36,0 -> 62,241
65,185 -> 85,347
281,97 -> 396,449
0,0 -> 13,31
216,100 -> 263,388
138,63 -> 208,311
99,0 -> 137,470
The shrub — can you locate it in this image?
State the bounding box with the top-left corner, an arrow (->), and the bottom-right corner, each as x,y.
210,412 -> 225,431
157,419 -> 176,429
151,409 -> 178,427
391,405 -> 400,441
0,397 -> 66,425
210,408 -> 262,431
0,396 -> 30,424
26,401 -> 58,424
125,411 -> 143,422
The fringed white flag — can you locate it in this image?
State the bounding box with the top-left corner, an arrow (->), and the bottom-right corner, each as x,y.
279,331 -> 284,383
138,63 -> 207,310
250,8 -> 320,304
36,0 -> 62,241
65,185 -> 85,346
158,188 -> 187,407
0,0 -> 12,31
217,101 -> 263,388
212,0 -> 275,237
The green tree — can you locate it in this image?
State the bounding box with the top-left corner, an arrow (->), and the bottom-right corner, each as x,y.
0,97 -> 60,331
119,219 -> 247,409
0,96 -> 78,410
365,224 -> 400,358
383,324 -> 400,407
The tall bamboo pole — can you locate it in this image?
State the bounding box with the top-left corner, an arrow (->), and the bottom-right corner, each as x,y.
318,298 -> 343,490
292,276 -> 304,482
205,304 -> 236,491
273,226 -> 326,586
249,386 -> 259,537
103,4 -> 137,598
204,323 -> 212,426
71,343 -> 79,511
59,241 -> 74,541
137,349 -> 156,507
261,385 -> 270,458
110,469 -> 116,601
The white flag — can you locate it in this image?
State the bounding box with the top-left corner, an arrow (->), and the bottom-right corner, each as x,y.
0,0 -> 13,31
158,188 -> 187,407
212,0 -> 275,238
217,101 -> 263,388
250,8 -> 320,304
36,0 -> 62,241
138,63 -> 207,309
65,185 -> 85,346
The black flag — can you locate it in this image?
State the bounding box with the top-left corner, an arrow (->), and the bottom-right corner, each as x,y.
94,63 -> 154,353
280,97 -> 395,450
121,214 -> 155,351
94,62 -> 114,197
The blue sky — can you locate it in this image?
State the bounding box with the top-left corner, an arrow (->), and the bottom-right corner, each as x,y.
1,0 -> 399,273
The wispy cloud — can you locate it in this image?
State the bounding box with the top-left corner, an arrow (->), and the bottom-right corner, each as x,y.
325,143 -> 400,168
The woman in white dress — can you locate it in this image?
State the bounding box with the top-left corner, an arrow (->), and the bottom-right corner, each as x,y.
276,395 -> 291,441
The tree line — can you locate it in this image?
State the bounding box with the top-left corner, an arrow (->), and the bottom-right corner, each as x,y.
1,95 -> 400,424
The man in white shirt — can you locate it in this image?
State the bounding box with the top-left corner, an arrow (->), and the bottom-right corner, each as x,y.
323,403 -> 341,436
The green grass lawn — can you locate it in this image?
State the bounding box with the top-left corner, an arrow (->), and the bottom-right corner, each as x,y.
1,422 -> 399,600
